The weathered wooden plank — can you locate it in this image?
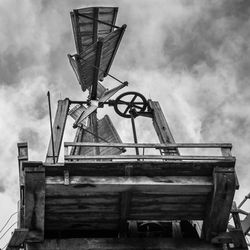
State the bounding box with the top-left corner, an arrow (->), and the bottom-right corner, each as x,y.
90,39 -> 103,99
45,204 -> 119,213
45,222 -> 118,231
148,100 -> 179,155
17,142 -> 28,228
65,154 -> 235,161
45,213 -> 119,223
131,204 -> 205,212
64,141 -> 233,148
46,196 -> 119,205
46,176 -> 212,195
46,160 -> 234,177
17,142 -> 28,186
70,7 -> 119,54
202,167 -> 236,241
76,27 -> 126,91
132,194 -> 208,204
24,165 -> 45,242
7,228 -> 28,247
46,99 -> 70,163
26,238 -> 222,250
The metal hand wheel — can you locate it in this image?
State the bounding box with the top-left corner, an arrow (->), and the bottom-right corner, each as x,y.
114,91 -> 148,118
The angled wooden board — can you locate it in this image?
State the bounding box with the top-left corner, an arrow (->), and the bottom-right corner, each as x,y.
71,7 -> 118,54
76,26 -> 126,91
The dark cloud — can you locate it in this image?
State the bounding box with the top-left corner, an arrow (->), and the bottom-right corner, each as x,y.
31,94 -> 48,120
0,48 -> 36,86
161,0 -> 250,75
0,182 -> 6,193
18,127 -> 40,149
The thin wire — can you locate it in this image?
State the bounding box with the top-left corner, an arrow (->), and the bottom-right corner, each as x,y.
0,222 -> 17,240
0,212 -> 17,234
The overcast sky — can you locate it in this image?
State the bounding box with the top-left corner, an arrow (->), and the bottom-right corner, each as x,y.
0,0 -> 250,246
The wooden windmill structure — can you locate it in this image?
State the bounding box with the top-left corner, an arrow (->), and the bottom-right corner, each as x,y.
6,6 -> 250,250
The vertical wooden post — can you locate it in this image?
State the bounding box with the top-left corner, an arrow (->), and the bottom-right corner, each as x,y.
46,99 -> 70,163
202,167 -> 236,241
148,100 -> 179,155
119,165 -> 133,237
17,142 -> 28,228
24,163 -> 45,242
221,147 -> 239,189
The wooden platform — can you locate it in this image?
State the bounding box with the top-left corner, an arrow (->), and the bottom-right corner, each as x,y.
22,145 -> 236,242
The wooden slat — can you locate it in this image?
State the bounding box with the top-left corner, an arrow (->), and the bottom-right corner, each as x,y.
71,7 -> 119,54
46,176 -> 213,195
46,99 -> 70,163
202,167 -> 236,240
76,27 -> 125,91
24,165 -> 45,242
90,39 -> 103,99
132,194 -> 208,204
26,238 -> 222,250
45,213 -> 119,222
44,222 -> 117,231
104,24 -> 126,76
130,204 -> 205,212
45,204 -> 118,213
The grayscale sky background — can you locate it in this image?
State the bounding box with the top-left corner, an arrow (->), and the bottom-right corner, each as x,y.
0,0 -> 250,246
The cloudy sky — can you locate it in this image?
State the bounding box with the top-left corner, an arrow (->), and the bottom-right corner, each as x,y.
0,0 -> 250,246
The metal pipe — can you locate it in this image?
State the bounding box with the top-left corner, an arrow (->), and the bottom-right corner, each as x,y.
130,110 -> 139,156
77,13 -> 120,29
47,91 -> 56,164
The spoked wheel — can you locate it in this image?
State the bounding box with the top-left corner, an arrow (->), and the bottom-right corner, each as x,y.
114,91 -> 148,118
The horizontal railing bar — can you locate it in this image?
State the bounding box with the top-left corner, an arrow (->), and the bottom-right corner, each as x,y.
65,155 -> 235,161
64,142 -> 232,149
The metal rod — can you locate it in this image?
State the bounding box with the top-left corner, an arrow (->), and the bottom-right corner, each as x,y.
77,13 -> 120,29
130,110 -> 139,156
69,100 -> 145,105
76,124 -> 124,152
75,53 -> 125,85
47,91 -> 56,164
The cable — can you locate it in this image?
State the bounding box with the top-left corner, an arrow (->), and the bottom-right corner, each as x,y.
0,212 -> 17,234
0,222 -> 17,240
